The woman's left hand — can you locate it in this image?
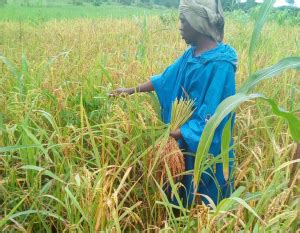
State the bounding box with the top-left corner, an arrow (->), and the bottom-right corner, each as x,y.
170,129 -> 183,140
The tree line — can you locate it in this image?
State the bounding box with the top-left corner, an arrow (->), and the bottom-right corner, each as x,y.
1,0 -> 297,10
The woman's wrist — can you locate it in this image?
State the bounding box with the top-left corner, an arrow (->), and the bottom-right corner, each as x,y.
127,87 -> 135,95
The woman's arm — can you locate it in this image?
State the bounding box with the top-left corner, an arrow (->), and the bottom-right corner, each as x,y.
110,81 -> 154,96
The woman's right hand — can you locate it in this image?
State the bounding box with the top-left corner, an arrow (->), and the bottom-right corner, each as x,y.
109,87 -> 135,97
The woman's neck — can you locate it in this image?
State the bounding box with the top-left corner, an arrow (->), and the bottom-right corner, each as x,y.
193,36 -> 218,57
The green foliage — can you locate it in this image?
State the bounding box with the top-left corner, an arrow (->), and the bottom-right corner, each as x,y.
119,0 -> 132,5
93,0 -> 102,6
193,0 -> 300,202
0,0 -> 7,7
159,11 -> 178,26
71,0 -> 84,5
0,4 -> 168,21
269,8 -> 300,25
153,0 -> 179,8
221,0 -> 238,11
0,1 -> 299,231
240,0 -> 258,11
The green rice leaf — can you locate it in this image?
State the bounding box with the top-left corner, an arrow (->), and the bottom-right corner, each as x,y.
229,197 -> 266,225
0,54 -> 19,79
0,144 -> 42,153
9,210 -> 65,223
20,165 -> 66,184
64,186 -> 88,221
0,195 -> 28,228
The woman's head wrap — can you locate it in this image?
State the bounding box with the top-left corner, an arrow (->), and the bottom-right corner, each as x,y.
179,0 -> 225,42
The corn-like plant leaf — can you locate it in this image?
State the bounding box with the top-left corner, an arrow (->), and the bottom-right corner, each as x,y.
194,93 -> 300,189
194,93 -> 261,188
248,0 -> 276,73
240,57 -> 300,93
221,114 -> 233,181
263,98 -> 300,142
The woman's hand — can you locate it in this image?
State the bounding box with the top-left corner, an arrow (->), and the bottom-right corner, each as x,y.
109,81 -> 154,97
109,87 -> 135,97
170,129 -> 183,141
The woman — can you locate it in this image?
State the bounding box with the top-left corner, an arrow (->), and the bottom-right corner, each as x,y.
111,0 -> 237,208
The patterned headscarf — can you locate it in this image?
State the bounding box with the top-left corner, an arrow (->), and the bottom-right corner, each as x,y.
179,0 -> 225,42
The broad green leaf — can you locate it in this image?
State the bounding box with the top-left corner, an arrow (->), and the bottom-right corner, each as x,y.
240,57 -> 300,93
221,114 -> 233,181
248,0 -> 276,73
263,98 -> 300,142
194,93 -> 300,188
194,93 -> 261,188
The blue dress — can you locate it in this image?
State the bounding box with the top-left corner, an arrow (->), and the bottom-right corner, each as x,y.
150,42 -> 238,207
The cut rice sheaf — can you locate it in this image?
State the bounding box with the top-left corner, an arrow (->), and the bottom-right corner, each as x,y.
155,98 -> 195,183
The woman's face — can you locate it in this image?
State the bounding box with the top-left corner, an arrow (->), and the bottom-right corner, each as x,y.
179,14 -> 200,45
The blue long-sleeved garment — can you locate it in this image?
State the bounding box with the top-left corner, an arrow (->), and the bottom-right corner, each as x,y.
150,42 -> 238,207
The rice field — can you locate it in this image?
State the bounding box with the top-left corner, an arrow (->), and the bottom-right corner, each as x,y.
0,3 -> 300,232
0,3 -> 169,22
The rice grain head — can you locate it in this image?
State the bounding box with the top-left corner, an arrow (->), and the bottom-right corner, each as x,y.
157,137 -> 185,182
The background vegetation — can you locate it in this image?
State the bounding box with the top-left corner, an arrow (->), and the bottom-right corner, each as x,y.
0,1 -> 299,232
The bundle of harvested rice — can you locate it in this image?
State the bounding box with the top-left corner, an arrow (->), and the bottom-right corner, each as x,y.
156,98 -> 195,183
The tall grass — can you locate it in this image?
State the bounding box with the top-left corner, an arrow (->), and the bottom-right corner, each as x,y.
0,6 -> 299,232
